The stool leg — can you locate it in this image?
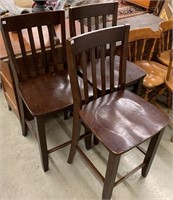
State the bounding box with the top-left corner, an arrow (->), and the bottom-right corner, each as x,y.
94,135 -> 99,145
167,90 -> 172,108
84,126 -> 92,150
35,116 -> 48,172
68,113 -> 81,164
102,152 -> 120,200
18,97 -> 28,136
142,128 -> 165,177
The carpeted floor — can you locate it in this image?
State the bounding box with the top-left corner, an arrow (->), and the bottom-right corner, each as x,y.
117,1 -> 146,19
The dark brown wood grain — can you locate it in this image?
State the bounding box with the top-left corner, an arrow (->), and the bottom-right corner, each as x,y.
0,11 -> 88,172
69,2 -> 118,37
66,25 -> 169,200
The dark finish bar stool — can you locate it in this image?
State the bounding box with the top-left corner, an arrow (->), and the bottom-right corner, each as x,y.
66,25 -> 170,200
1,10 -> 90,172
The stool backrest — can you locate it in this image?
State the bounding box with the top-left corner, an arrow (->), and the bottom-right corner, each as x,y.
69,2 -> 118,37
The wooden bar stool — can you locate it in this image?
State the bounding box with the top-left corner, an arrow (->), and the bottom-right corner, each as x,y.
66,25 -> 170,199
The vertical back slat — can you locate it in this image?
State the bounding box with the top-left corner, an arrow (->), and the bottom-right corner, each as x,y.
110,42 -> 115,92
87,17 -> 92,32
140,39 -> 146,60
18,30 -> 27,61
102,15 -> 107,28
72,21 -> 76,36
80,51 -> 89,103
90,47 -> 98,99
100,45 -> 106,95
37,26 -> 48,72
128,44 -> 132,62
17,30 -> 28,78
134,41 -> 137,61
69,14 -> 76,37
27,27 -> 39,76
112,6 -> 117,26
166,49 -> 173,81
80,19 -> 85,34
149,38 -> 157,61
161,33 -> 164,51
119,26 -> 129,90
166,31 -> 170,51
48,25 -> 58,71
95,15 -> 100,58
95,16 -> 99,30
60,12 -> 67,67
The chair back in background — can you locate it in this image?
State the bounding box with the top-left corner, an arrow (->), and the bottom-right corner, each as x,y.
69,2 -> 118,37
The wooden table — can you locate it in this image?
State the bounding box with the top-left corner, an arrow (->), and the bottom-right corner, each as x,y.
117,13 -> 164,30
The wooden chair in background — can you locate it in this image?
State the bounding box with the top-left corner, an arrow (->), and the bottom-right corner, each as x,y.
66,25 -> 169,200
158,19 -> 173,109
165,48 -> 173,142
157,19 -> 173,67
1,10 -> 86,172
128,27 -> 168,100
68,1 -> 118,37
165,49 -> 173,108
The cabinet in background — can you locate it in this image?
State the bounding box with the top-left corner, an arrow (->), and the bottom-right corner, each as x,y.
0,60 -> 19,118
127,0 -> 158,10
